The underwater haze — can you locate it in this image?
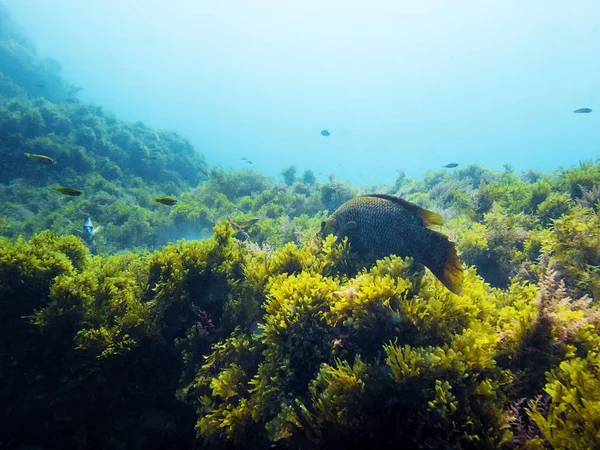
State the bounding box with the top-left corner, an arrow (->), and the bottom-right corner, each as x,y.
5,1 -> 600,449
4,0 -> 599,184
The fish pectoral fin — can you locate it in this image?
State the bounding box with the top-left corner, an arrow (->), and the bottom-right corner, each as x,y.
94,226 -> 102,234
336,221 -> 358,239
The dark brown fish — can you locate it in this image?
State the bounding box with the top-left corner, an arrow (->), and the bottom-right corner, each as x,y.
53,187 -> 83,196
24,153 -> 56,165
153,196 -> 177,206
443,163 -> 459,168
320,194 -> 463,294
574,108 -> 592,114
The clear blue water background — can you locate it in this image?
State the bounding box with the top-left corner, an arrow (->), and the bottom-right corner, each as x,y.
4,0 -> 599,185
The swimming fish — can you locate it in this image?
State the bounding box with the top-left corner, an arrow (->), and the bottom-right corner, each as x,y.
83,216 -> 101,242
443,163 -> 459,168
24,153 -> 56,165
238,218 -> 259,231
319,194 -> 463,294
241,157 -> 248,160
247,160 -> 253,164
320,129 -> 331,137
53,187 -> 83,196
574,108 -> 592,114
197,166 -> 209,177
142,156 -> 158,161
153,196 -> 177,206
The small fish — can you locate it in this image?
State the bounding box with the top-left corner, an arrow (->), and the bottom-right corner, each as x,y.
241,157 -> 248,161
83,216 -> 101,242
320,194 -> 463,294
443,163 -> 459,168
320,129 -> 331,137
142,156 -> 158,161
574,108 -> 592,114
24,153 -> 56,165
53,187 -> 83,196
153,196 -> 177,206
247,160 -> 253,164
34,84 -> 45,88
238,218 -> 259,231
196,165 -> 209,177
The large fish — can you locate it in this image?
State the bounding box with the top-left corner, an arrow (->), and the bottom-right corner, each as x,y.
320,194 -> 463,294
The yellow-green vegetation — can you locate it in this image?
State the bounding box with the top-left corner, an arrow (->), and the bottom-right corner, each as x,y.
2,197 -> 600,449
3,7 -> 600,448
540,207 -> 600,300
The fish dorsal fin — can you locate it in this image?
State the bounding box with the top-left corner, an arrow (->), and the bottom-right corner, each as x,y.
362,194 -> 444,227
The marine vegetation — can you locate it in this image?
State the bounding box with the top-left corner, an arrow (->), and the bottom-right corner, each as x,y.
2,5 -> 600,449
2,216 -> 600,449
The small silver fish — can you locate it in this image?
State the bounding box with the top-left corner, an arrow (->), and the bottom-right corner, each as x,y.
83,216 -> 101,242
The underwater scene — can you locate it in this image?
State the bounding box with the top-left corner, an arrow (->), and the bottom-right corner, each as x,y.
1,1 -> 599,449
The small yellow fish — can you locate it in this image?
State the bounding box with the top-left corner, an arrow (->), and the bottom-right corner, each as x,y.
237,218 -> 259,231
53,187 -> 83,196
24,153 -> 56,165
153,196 -> 177,206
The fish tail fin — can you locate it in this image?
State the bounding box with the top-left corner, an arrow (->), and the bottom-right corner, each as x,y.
428,232 -> 463,294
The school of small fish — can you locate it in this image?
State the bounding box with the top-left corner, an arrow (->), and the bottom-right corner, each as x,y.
20,106 -> 592,260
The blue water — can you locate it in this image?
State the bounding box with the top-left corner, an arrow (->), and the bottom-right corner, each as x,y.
4,0 -> 599,185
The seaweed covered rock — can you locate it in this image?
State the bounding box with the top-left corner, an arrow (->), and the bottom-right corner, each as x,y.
1,215 -> 600,449
0,231 -> 196,449
180,244 -> 598,449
